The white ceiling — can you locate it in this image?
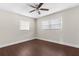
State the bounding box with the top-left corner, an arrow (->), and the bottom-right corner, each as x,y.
0,3 -> 78,18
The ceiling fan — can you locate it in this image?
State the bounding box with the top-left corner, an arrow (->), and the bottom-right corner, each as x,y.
28,3 -> 49,14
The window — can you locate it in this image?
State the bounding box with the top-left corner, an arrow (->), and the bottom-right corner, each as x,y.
50,17 -> 62,29
41,17 -> 62,29
41,20 -> 49,29
19,20 -> 30,30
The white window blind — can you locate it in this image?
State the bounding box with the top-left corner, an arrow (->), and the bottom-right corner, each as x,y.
50,17 -> 62,29
41,20 -> 49,29
41,17 -> 62,29
19,20 -> 30,30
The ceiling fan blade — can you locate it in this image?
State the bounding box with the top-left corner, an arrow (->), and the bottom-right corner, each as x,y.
37,3 -> 43,9
40,8 -> 49,11
29,9 -> 35,13
28,4 -> 36,8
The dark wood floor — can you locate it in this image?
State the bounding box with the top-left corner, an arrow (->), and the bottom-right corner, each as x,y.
0,39 -> 79,56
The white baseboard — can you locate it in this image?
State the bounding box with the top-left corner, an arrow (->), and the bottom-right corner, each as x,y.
38,37 -> 79,48
0,38 -> 33,48
0,37 -> 79,48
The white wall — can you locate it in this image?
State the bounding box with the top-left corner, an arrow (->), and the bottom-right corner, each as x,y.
0,10 -> 34,48
62,6 -> 79,47
37,6 -> 79,48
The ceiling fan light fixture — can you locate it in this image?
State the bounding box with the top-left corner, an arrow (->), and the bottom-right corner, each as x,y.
28,3 -> 49,15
